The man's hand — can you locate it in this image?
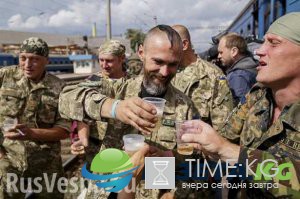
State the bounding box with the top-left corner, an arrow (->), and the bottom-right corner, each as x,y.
3,124 -> 33,140
181,120 -> 240,162
71,122 -> 89,155
115,97 -> 158,134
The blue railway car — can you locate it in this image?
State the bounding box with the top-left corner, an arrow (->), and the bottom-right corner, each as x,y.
0,53 -> 16,67
227,0 -> 300,39
47,55 -> 73,73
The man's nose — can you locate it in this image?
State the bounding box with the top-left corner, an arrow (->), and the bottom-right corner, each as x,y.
159,65 -> 170,76
24,58 -> 32,67
102,60 -> 109,67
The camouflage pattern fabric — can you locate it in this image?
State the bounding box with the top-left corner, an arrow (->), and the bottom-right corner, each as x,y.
98,40 -> 126,56
220,84 -> 300,198
0,66 -> 70,199
19,37 -> 49,57
126,53 -> 144,77
59,75 -> 200,198
172,57 -> 234,131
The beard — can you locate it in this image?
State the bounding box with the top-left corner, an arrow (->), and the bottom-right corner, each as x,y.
142,69 -> 175,96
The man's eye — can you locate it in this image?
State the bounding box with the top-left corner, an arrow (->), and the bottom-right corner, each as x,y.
269,39 -> 280,45
155,60 -> 163,65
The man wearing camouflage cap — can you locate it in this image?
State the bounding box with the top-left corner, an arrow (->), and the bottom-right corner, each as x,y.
98,39 -> 127,79
180,12 -> 300,198
70,40 -> 130,157
0,37 -> 70,199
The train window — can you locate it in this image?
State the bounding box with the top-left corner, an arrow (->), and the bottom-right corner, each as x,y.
240,29 -> 244,35
85,62 -> 89,67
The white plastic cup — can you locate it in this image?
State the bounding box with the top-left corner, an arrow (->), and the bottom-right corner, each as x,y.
143,97 -> 166,116
143,97 -> 166,136
123,134 -> 145,155
1,118 -> 17,133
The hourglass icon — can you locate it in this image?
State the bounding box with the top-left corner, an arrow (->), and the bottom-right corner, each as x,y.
153,161 -> 169,185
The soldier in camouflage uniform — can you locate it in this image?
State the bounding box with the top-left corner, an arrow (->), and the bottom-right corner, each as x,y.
71,39 -> 129,155
0,37 -> 70,199
59,25 -> 199,199
127,52 -> 144,77
181,13 -> 300,198
172,25 -> 234,132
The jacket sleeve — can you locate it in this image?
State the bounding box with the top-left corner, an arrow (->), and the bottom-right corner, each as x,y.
228,70 -> 255,105
210,75 -> 234,131
219,93 -> 252,144
59,79 -> 115,122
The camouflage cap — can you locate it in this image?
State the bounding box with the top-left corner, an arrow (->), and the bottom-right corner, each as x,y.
98,40 -> 126,56
20,37 -> 49,57
267,12 -> 300,45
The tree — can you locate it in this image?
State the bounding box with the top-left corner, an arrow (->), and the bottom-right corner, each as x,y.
125,29 -> 145,53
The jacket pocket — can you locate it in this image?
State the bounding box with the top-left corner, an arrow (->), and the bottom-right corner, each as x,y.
0,89 -> 24,117
38,95 -> 58,124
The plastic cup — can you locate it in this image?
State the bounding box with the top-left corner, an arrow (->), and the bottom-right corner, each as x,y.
176,120 -> 194,155
143,97 -> 166,116
143,97 -> 166,135
123,134 -> 145,156
1,118 -> 17,133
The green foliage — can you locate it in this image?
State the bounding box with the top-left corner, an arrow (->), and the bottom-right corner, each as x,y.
125,29 -> 145,53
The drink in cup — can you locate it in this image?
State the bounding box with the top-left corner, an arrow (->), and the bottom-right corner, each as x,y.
176,120 -> 194,155
142,97 -> 166,133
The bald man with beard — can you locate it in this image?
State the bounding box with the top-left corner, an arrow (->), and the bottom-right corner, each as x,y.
172,25 -> 234,132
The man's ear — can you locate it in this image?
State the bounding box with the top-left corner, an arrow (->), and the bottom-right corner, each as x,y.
137,44 -> 144,60
231,47 -> 239,58
182,39 -> 189,51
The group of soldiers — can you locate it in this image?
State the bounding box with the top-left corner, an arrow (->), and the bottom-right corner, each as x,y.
0,12 -> 299,199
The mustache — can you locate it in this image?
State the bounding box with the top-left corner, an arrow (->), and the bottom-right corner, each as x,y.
149,72 -> 172,82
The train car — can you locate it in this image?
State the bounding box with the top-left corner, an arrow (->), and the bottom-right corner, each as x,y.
227,0 -> 300,39
0,53 -> 73,73
0,53 -> 16,67
47,55 -> 73,73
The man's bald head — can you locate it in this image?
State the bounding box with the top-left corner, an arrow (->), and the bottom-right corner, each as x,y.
143,25 -> 183,52
172,25 -> 191,42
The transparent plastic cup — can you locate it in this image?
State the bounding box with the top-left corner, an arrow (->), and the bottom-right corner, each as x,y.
143,97 -> 166,136
123,134 -> 145,156
1,118 -> 18,134
176,120 -> 194,155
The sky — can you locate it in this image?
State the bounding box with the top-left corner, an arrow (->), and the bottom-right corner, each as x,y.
0,0 -> 250,52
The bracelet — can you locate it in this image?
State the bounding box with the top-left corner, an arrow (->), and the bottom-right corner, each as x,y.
111,100 -> 121,119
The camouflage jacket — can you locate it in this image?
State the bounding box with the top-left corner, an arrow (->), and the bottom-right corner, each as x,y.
221,84 -> 300,198
172,57 -> 234,131
59,75 -> 199,150
0,66 -> 70,171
